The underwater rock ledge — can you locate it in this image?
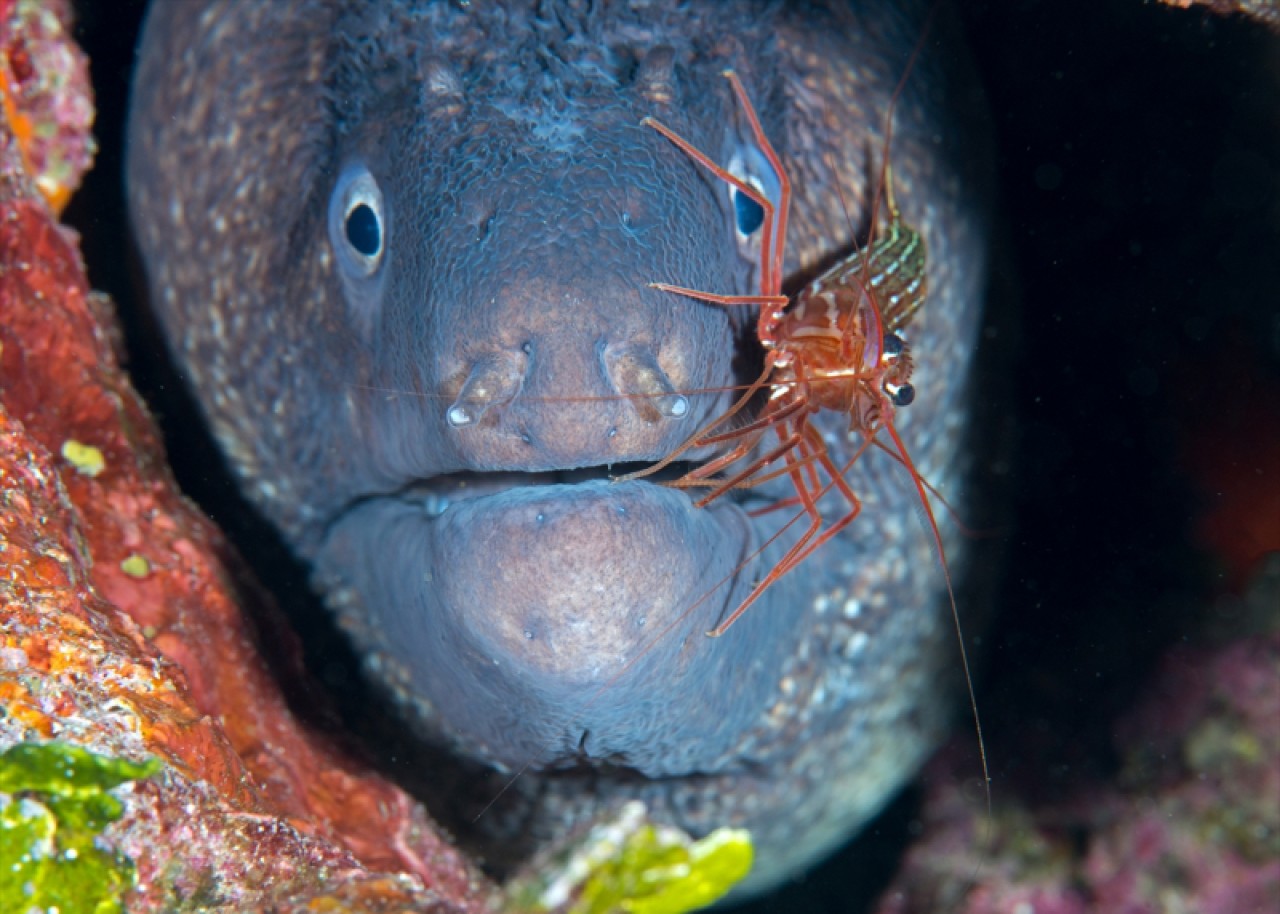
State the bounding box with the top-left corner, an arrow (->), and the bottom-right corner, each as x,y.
0,1 -> 491,910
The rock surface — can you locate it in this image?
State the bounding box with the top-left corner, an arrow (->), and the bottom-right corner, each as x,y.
0,2 -> 493,910
874,561 -> 1280,914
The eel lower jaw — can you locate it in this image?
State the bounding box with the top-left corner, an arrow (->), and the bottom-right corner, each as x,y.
316,465 -> 784,775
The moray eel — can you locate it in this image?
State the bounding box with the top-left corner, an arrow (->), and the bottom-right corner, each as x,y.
127,0 -> 991,896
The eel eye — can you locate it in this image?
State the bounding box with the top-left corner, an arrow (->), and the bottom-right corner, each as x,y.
329,163 -> 386,277
727,145 -> 780,243
733,183 -> 766,235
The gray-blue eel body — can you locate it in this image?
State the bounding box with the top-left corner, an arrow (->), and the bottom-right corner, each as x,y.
127,0 -> 992,895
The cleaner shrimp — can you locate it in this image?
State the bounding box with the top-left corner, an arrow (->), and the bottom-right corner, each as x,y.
621,70 -> 932,638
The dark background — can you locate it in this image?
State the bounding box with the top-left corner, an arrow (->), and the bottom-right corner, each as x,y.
66,1 -> 1280,911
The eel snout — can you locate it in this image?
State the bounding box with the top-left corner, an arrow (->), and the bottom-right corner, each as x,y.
425,273 -> 731,473
357,138 -> 755,485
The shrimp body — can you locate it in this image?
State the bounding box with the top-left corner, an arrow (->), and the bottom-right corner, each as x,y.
768,184 -> 926,434
633,70 -> 931,635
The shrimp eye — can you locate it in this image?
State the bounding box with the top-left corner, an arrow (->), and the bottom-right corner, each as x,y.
329,163 -> 386,277
733,186 -> 766,235
882,333 -> 905,357
888,382 -> 915,407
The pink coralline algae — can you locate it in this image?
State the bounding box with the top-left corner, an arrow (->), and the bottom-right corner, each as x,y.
0,0 -> 94,213
875,562 -> 1280,914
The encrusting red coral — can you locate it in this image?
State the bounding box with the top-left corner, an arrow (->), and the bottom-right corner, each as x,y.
0,1 -> 494,910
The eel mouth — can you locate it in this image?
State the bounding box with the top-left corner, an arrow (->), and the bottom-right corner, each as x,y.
316,457 -> 801,776
393,460 -> 742,518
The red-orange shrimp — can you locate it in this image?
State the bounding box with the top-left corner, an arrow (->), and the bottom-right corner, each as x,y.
620,71 -> 928,638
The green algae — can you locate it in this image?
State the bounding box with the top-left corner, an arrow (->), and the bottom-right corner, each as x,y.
572,824 -> 753,914
509,801 -> 753,914
0,742 -> 159,914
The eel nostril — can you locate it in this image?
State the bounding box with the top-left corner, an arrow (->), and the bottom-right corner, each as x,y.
446,351 -> 527,428
602,342 -> 688,424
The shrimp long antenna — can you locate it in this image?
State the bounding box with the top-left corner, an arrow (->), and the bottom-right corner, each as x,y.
873,3 -> 996,894
882,420 -> 991,819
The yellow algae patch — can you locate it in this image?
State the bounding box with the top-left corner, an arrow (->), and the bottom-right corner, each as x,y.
119,554 -> 151,578
60,439 -> 105,477
510,800 -> 753,914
